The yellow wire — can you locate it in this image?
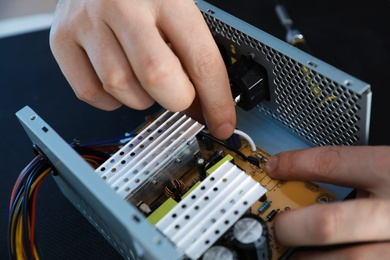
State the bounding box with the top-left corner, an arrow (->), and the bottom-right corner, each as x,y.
29,168 -> 52,197
15,216 -> 23,259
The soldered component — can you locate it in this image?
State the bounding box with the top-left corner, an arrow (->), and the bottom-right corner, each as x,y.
205,150 -> 225,170
195,157 -> 207,180
247,156 -> 260,168
258,194 -> 267,202
229,214 -> 271,260
258,201 -> 271,214
164,179 -> 187,202
265,209 -> 279,222
202,245 -> 238,260
255,153 -> 268,164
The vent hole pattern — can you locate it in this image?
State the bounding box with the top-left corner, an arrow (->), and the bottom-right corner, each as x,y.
202,12 -> 362,146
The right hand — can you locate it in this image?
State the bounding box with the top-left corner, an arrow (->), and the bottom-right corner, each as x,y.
50,0 -> 236,139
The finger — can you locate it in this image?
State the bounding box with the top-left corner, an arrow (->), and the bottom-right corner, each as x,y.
291,242 -> 390,260
266,146 -> 390,190
50,29 -> 122,111
78,19 -> 155,110
273,198 -> 390,247
105,3 -> 196,113
159,0 -> 236,139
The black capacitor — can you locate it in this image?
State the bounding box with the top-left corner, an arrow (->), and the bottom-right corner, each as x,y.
202,245 -> 238,260
229,214 -> 271,260
196,157 -> 207,180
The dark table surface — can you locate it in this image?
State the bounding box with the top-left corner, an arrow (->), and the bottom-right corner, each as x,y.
1,0 -> 389,258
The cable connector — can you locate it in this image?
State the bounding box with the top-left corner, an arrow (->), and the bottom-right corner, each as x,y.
228,56 -> 269,111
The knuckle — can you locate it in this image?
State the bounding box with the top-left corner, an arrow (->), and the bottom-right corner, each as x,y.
74,86 -> 100,104
192,52 -> 222,79
101,70 -> 131,93
141,57 -> 174,87
315,207 -> 339,243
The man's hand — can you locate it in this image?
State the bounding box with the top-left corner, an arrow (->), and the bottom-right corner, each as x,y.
50,0 -> 236,139
266,146 -> 390,259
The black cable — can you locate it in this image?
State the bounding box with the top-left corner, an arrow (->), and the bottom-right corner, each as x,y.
197,132 -> 247,161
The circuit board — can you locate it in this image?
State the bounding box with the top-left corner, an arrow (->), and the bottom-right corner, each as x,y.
124,112 -> 334,259
172,140 -> 332,259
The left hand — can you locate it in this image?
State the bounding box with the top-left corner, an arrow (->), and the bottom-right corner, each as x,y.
265,146 -> 390,259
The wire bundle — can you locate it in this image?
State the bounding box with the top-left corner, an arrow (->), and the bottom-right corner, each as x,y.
8,137 -> 127,260
8,155 -> 51,259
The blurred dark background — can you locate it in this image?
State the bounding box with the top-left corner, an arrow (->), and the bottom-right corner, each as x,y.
1,0 -> 389,258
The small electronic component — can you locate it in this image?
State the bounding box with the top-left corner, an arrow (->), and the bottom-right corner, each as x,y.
195,157 -> 207,180
258,201 -> 271,214
247,156 -> 260,168
265,209 -> 279,222
229,214 -> 271,260
202,245 -> 238,260
164,179 -> 187,202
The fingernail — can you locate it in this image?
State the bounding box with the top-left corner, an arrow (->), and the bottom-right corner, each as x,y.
214,123 -> 235,139
265,156 -> 278,173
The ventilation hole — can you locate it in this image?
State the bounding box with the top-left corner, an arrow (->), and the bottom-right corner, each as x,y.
110,159 -> 115,163
234,210 -> 239,215
135,179 -> 140,183
222,178 -> 228,183
138,136 -> 143,140
102,176 -> 107,180
133,215 -> 140,223
215,230 -> 220,235
175,225 -> 180,230
194,205 -> 199,210
224,220 -> 230,225
220,209 -> 226,214
191,195 -> 196,199
213,187 -> 218,192
111,168 -> 116,173
210,177 -> 215,181
119,151 -> 124,156
30,115 -> 36,120
130,152 -> 135,157
200,186 -> 205,190
149,137 -> 153,141
125,187 -> 130,192
182,204 -> 187,209
114,186 -> 119,191
42,126 -> 49,133
121,160 -> 126,164
205,240 -> 210,245
204,196 -> 209,201
185,215 -> 190,220
100,167 -> 106,172
172,213 -> 177,218
140,144 -> 145,149
243,201 -> 248,205
124,178 -> 129,182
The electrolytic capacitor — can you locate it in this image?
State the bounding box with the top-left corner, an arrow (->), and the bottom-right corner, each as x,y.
202,245 -> 238,260
229,214 -> 271,260
196,157 -> 207,180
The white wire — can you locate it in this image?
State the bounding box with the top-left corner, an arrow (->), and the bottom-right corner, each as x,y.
202,129 -> 257,152
233,129 -> 257,152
